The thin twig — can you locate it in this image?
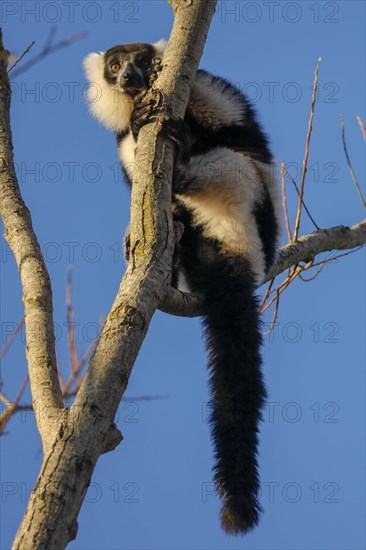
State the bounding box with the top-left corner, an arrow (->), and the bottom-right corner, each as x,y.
44,26 -> 58,53
262,288 -> 281,335
0,374 -> 29,434
0,318 -> 24,361
298,262 -> 326,282
356,116 -> 366,141
66,267 -> 79,376
7,41 -> 36,73
261,266 -> 301,313
293,57 -> 322,241
280,161 -> 293,240
0,392 -> 13,408
56,352 -> 65,387
281,163 -> 320,230
259,277 -> 275,311
10,32 -> 87,78
340,114 -> 366,210
61,343 -> 95,397
310,245 -> 364,267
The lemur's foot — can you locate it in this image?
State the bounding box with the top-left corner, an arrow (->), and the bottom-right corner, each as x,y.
161,117 -> 191,163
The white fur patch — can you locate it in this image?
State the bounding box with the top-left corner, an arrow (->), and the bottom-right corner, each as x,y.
153,39 -> 168,57
189,71 -> 246,129
175,148 -> 266,282
83,52 -> 133,132
118,132 -> 137,179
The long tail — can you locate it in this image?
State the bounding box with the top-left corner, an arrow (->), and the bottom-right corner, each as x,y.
195,253 -> 266,534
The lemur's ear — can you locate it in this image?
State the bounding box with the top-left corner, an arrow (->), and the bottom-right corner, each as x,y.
83,52 -> 105,83
152,39 -> 167,57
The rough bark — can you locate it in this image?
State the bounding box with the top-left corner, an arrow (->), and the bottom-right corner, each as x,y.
1,2 -> 218,549
267,219 -> 366,278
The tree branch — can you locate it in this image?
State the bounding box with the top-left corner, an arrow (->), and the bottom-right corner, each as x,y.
267,219 -> 366,279
0,29 -> 64,453
159,219 -> 366,317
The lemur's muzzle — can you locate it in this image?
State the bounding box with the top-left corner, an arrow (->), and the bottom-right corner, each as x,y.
119,63 -> 144,93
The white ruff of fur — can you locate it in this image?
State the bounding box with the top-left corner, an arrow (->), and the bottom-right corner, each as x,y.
83,52 -> 133,132
176,148 -> 266,283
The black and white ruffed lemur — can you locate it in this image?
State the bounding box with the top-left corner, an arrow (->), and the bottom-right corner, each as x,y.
84,39 -> 281,534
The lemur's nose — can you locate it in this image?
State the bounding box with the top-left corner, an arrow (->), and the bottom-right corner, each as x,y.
122,64 -> 134,82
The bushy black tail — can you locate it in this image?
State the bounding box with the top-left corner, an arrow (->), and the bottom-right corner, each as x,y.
192,253 -> 266,534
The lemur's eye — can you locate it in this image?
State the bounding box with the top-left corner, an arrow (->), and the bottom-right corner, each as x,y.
111,63 -> 120,73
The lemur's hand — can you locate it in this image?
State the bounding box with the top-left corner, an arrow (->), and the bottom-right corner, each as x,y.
131,90 -> 163,140
131,92 -> 192,194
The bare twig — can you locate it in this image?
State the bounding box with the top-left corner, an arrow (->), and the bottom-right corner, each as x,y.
293,58 -> 321,241
356,116 -> 366,141
259,277 -> 275,311
66,267 -> 79,377
309,245 -> 364,268
10,31 -> 86,78
262,288 -> 281,335
340,114 -> 366,210
0,391 -> 13,408
0,318 -> 24,361
281,163 -> 320,230
298,262 -> 326,282
7,41 -> 36,73
0,373 -> 29,434
280,161 -> 293,240
61,343 -> 95,397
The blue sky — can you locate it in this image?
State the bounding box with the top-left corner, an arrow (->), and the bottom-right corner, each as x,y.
1,1 -> 365,549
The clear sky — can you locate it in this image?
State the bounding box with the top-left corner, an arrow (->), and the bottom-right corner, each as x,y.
1,1 -> 365,549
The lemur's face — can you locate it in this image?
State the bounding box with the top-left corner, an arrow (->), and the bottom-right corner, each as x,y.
84,39 -> 166,131
103,43 -> 156,97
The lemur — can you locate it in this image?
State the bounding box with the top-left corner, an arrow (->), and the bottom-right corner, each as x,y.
84,40 -> 281,535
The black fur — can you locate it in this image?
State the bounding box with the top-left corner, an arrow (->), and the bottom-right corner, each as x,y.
124,56 -> 276,535
253,186 -> 278,272
173,210 -> 266,534
87,42 -> 280,535
185,72 -> 272,164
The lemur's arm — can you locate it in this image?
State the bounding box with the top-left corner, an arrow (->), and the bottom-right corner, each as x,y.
130,91 -> 192,192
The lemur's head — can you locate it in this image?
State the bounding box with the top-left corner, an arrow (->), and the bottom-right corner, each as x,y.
84,40 -> 167,131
